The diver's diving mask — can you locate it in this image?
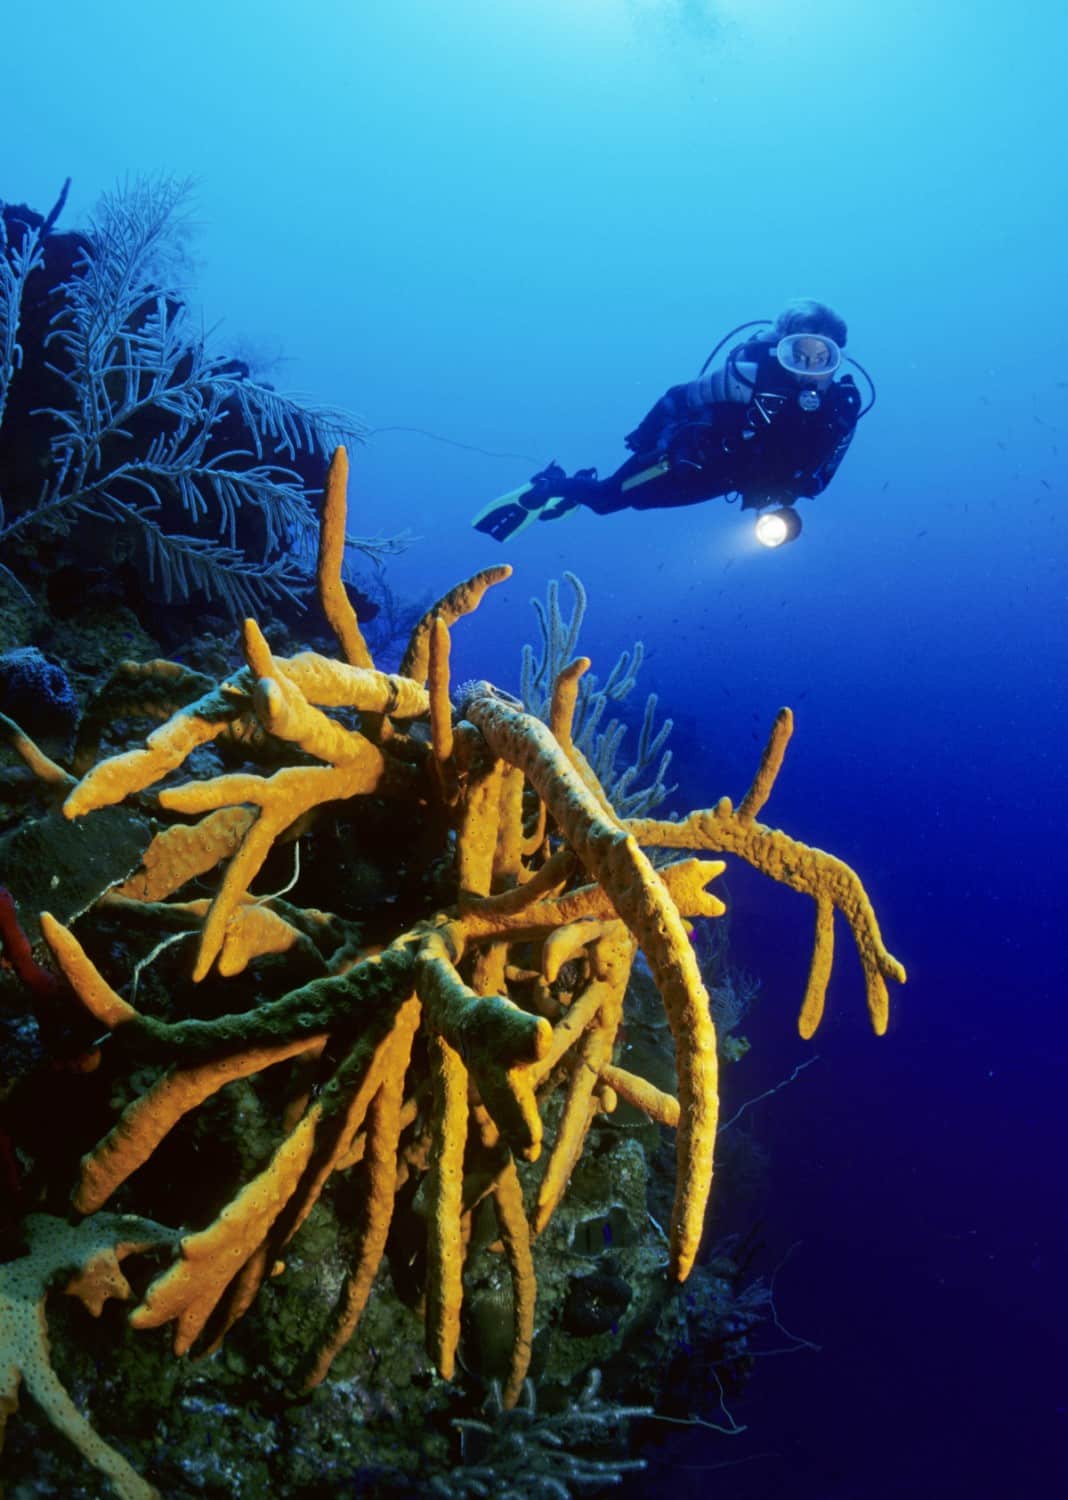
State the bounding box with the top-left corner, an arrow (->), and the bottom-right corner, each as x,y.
776,334 -> 841,409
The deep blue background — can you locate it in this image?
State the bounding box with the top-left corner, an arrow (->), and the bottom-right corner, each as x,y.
6,2 -> 1066,1492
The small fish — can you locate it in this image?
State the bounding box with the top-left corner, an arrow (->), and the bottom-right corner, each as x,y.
1041,479 -> 1051,489
915,529 -> 928,539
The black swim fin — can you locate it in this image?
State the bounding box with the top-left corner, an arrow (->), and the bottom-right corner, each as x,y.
472,482 -> 546,541
473,463 -> 576,541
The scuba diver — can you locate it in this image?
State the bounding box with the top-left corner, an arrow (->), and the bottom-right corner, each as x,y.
472,299 -> 874,548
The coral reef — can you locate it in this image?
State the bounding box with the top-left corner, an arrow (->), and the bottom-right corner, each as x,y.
0,446 -> 904,1495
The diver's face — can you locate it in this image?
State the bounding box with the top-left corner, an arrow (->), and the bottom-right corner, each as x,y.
792,336 -> 832,370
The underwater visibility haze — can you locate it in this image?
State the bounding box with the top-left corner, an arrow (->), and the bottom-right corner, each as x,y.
0,1 -> 1065,1495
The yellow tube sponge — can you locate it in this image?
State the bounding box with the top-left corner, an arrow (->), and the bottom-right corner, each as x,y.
627,711 -> 905,1037
464,693 -> 719,1283
316,446 -> 375,669
424,1032 -> 470,1381
416,928 -> 552,1161
62,676 -> 247,819
400,564 -> 513,685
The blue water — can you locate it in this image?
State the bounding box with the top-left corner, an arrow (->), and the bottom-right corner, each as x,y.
7,1 -> 1066,1493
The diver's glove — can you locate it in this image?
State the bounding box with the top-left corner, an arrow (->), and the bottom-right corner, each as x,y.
524,461 -> 568,504
741,486 -> 796,511
540,495 -> 580,521
539,466 -> 595,521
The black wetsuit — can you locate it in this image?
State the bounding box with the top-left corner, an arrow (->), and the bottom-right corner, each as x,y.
556,343 -> 862,516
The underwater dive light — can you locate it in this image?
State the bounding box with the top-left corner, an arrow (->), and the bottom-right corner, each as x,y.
755,507 -> 803,548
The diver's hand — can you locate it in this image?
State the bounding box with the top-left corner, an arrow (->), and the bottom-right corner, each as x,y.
743,486 -> 795,510
539,494 -> 581,521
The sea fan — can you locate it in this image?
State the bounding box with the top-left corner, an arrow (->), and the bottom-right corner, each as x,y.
0,176 -> 394,617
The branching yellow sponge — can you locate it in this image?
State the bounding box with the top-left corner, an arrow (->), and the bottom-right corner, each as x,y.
35,444 -> 904,1419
